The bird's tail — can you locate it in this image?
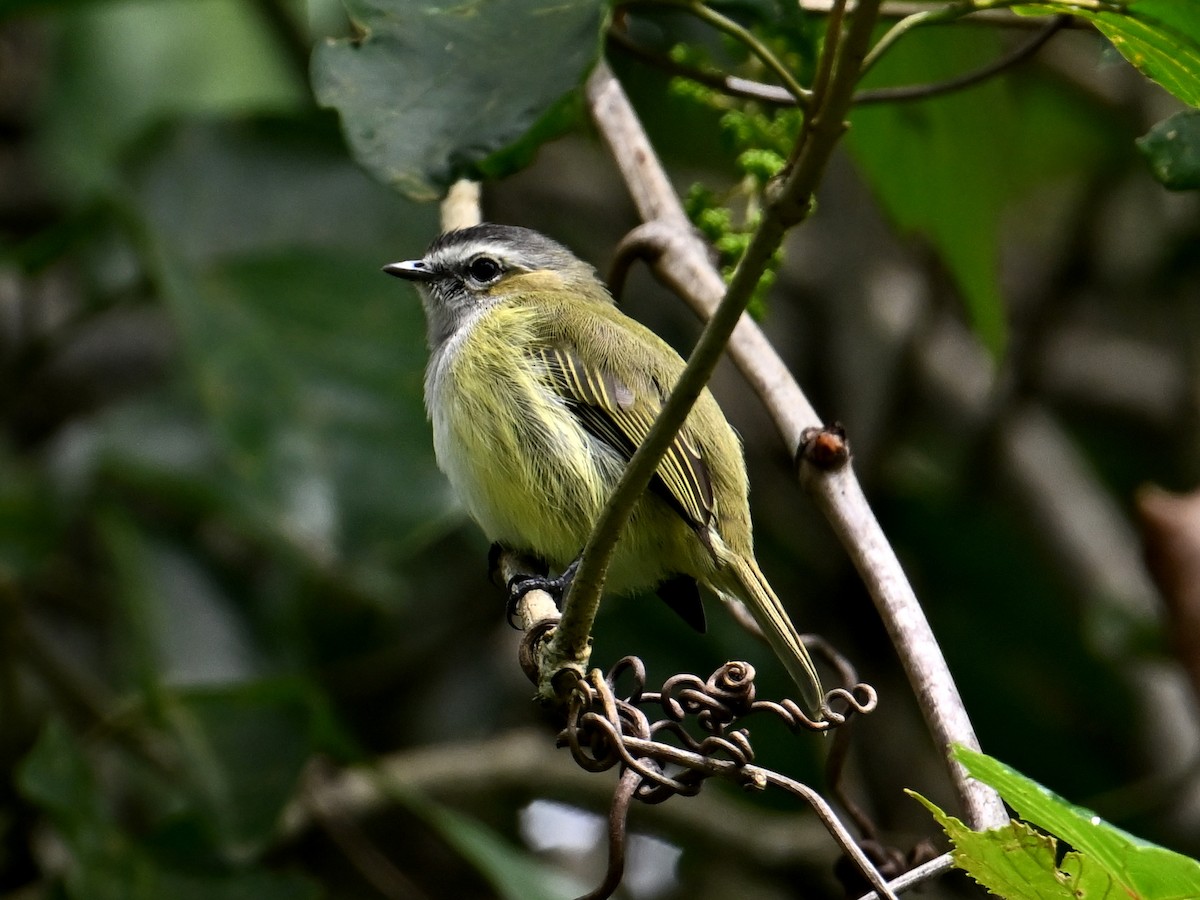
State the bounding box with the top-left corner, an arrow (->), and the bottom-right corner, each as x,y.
710,545 -> 826,716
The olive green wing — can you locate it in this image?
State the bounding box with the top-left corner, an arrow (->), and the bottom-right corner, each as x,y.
529,346 -> 714,531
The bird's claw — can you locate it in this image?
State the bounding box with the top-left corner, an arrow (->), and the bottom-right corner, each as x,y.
505,557 -> 581,629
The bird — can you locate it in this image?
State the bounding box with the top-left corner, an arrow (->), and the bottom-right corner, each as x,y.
384,223 -> 825,713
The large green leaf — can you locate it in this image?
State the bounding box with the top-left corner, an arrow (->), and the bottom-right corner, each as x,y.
955,746 -> 1200,899
312,0 -> 608,200
1018,2 -> 1200,107
912,746 -> 1200,900
847,28 -> 1121,355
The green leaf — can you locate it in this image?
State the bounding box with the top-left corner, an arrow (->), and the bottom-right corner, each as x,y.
850,30 -> 1015,352
1017,2 -> 1200,107
0,449 -> 68,577
913,746 -> 1200,900
17,719 -> 104,831
848,28 -> 1118,356
911,793 -> 1118,898
158,681 -> 316,858
1137,109 -> 1200,189
38,0 -> 305,197
953,745 -> 1200,900
126,119 -> 449,561
312,0 -> 608,200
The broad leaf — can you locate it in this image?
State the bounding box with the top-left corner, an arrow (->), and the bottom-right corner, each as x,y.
313,0 -> 608,200
848,28 -> 1120,356
127,119 -> 449,563
1017,2 -> 1200,107
913,746 -> 1200,900
159,682 -> 317,856
912,796 -> 1119,898
954,745 -> 1200,900
1137,109 -> 1200,189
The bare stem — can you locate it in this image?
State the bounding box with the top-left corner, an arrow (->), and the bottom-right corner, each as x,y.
853,15 -> 1067,105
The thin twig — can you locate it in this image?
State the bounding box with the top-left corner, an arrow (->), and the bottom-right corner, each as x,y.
544,16 -> 872,695
607,28 -> 796,106
807,0 -> 850,127
853,15 -> 1067,105
858,0 -> 1018,82
801,0 -> 1086,27
622,0 -> 812,106
613,10 -> 1067,110
576,768 -> 639,900
854,852 -> 957,900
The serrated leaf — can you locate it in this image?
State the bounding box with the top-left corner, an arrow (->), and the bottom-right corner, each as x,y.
911,790 -> 1117,898
312,0 -> 607,200
916,747 -> 1200,899
1017,2 -> 1200,107
953,746 -> 1200,900
1137,109 -> 1200,189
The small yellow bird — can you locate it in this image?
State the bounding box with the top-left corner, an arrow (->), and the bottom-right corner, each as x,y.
385,224 -> 825,712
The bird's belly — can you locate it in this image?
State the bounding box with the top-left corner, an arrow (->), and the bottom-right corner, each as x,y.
431,372 -> 617,568
428,344 -> 709,592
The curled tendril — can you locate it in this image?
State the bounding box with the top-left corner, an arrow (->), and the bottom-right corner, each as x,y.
559,657 -> 877,802
557,656 -> 892,900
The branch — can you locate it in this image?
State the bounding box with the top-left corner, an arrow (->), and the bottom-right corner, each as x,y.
853,16 -> 1067,105
670,0 -> 812,106
800,0 -> 1087,28
607,28 -> 796,106
583,51 -> 1008,829
549,0 -> 890,689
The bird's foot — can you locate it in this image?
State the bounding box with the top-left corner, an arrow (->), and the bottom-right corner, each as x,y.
505,556 -> 581,629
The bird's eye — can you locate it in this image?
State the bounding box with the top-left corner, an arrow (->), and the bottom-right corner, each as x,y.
467,256 -> 502,284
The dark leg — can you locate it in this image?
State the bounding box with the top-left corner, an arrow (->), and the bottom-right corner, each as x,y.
505,555 -> 582,628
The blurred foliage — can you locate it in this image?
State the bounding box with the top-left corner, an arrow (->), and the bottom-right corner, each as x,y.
1138,109 -> 1200,190
1,1 -> 1199,899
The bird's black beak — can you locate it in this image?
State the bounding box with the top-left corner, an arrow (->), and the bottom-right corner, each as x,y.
382,259 -> 436,282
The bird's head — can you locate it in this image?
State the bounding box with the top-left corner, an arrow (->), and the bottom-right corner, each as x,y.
384,224 -> 609,348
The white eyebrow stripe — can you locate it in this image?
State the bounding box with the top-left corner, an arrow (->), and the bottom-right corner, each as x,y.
429,240 -> 520,269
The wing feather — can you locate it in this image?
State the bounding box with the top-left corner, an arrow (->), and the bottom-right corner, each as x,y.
530,347 -> 714,530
